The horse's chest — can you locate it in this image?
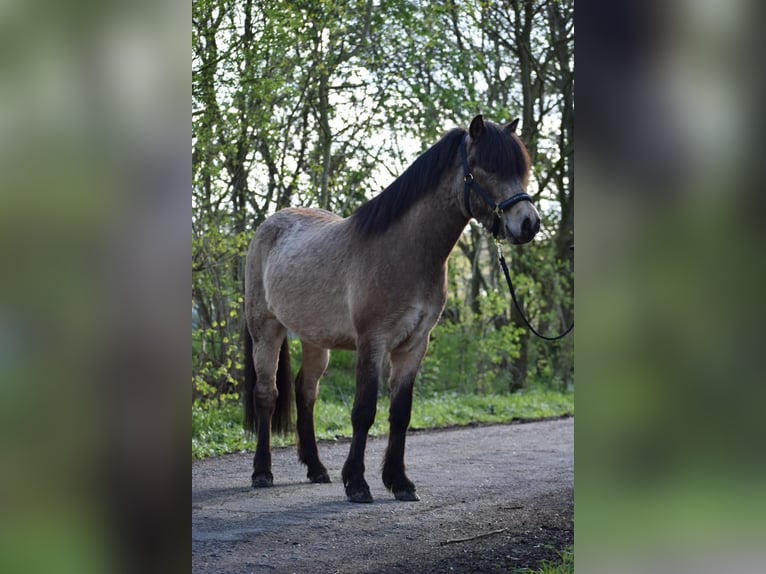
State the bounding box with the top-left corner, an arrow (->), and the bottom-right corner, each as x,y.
386,303 -> 441,352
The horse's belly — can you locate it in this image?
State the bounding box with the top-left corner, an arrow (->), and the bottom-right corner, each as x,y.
265,289 -> 356,350
285,318 -> 357,350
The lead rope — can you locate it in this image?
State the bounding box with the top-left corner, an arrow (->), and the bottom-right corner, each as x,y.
496,241 -> 574,341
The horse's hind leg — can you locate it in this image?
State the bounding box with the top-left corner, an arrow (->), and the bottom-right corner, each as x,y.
249,319 -> 287,488
342,339 -> 385,503
382,339 -> 428,501
295,342 -> 330,483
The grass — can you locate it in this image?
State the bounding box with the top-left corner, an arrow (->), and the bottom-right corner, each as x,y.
516,546 -> 573,574
192,388 -> 573,459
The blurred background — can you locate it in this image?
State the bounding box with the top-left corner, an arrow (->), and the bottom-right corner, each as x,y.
0,1 -> 189,573
577,0 -> 766,572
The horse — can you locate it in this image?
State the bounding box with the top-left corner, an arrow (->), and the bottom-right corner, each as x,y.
243,114 -> 540,503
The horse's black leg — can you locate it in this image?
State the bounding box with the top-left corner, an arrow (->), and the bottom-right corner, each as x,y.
382,343 -> 427,501
342,343 -> 383,503
295,343 -> 330,483
382,380 -> 418,500
252,397 -> 274,487
250,325 -> 286,488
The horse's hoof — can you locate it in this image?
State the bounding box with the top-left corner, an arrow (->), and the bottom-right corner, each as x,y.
251,474 -> 273,488
309,470 -> 331,484
394,490 -> 420,502
347,491 -> 374,503
346,486 -> 373,503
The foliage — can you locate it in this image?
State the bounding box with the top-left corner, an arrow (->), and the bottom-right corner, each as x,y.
192,226 -> 249,398
192,389 -> 574,459
420,290 -> 524,395
192,0 -> 574,399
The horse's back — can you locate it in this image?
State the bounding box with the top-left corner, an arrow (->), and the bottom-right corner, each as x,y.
248,207 -> 344,261
251,207 -> 340,243
246,208 -> 356,349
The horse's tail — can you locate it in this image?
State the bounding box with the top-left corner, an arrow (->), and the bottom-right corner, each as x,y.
272,337 -> 294,435
243,328 -> 293,436
243,327 -> 257,435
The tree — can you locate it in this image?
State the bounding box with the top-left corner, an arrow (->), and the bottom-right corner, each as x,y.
192,0 -> 574,397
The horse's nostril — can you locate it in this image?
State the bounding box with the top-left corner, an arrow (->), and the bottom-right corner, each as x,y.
521,216 -> 540,239
522,216 -> 536,236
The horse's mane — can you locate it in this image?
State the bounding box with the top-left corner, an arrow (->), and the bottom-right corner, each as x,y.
351,121 -> 530,238
352,128 -> 466,237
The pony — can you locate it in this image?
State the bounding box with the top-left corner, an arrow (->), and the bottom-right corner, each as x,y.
243,114 -> 540,502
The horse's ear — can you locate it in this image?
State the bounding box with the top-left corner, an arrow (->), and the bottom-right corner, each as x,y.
505,118 -> 520,134
469,114 -> 485,140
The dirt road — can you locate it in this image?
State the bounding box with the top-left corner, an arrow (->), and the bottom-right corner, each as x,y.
192,417 -> 573,573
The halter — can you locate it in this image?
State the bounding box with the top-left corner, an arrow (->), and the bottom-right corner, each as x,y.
459,135 -> 532,238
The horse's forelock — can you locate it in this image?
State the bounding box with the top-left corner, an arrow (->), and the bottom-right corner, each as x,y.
473,121 -> 530,183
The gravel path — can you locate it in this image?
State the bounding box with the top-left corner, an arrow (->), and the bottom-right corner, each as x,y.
192,417 -> 573,573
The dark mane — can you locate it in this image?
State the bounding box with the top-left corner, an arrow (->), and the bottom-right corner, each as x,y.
352,128 -> 466,237
473,121 -> 530,183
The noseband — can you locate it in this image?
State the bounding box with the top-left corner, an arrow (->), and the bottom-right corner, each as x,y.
459,136 -> 531,238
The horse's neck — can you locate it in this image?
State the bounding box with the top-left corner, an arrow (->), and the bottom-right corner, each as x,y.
383,175 -> 468,268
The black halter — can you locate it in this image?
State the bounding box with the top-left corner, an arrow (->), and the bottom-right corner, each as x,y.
459,135 -> 531,238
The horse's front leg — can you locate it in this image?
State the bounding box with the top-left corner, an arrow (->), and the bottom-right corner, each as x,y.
342,340 -> 384,503
382,338 -> 428,501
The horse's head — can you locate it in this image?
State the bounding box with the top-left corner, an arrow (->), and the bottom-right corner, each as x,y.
461,114 -> 540,244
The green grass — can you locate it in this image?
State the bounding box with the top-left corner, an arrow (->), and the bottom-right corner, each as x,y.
192,389 -> 573,459
516,546 -> 573,574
